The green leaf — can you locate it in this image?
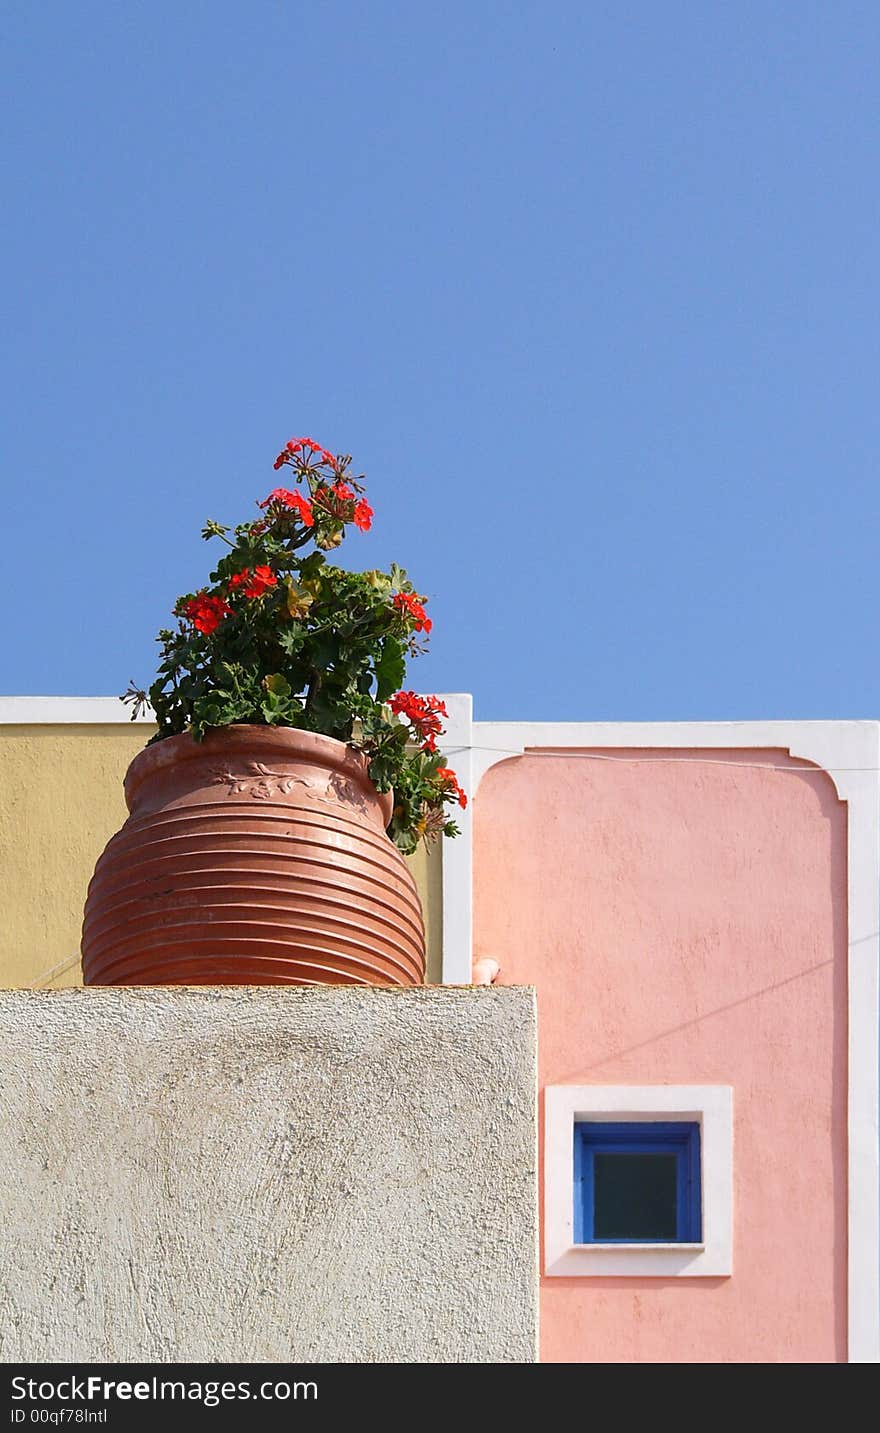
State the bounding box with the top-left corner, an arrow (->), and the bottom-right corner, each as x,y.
264,673 -> 291,696
363,569 -> 392,594
278,625 -> 306,655
374,639 -> 406,701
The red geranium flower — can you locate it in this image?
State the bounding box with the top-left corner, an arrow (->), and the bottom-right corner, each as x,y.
313,483 -> 371,529
228,565 -> 278,598
247,564 -> 278,595
259,488 -> 314,527
315,481 -> 352,519
392,591 -> 431,633
298,437 -> 335,465
181,592 -> 232,636
437,767 -> 468,810
273,436 -> 335,469
388,690 -> 448,752
273,434 -> 340,472
287,491 -> 314,527
388,690 -> 418,719
273,442 -> 302,470
353,497 -> 374,532
260,486 -> 296,507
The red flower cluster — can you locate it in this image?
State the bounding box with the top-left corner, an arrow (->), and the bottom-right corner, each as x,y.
228,565 -> 278,598
314,481 -> 353,518
181,592 -> 232,636
353,497 -> 373,532
388,691 -> 448,752
273,437 -> 336,471
309,482 -> 374,533
392,592 -> 431,633
259,488 -> 315,527
437,767 -> 468,810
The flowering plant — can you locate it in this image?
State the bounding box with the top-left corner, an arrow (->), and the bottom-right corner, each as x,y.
124,437 -> 466,852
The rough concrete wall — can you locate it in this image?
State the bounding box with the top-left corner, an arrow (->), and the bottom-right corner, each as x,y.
0,986 -> 537,1363
0,726 -> 443,989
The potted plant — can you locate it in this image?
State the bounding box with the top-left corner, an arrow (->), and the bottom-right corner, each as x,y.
81,436 -> 466,987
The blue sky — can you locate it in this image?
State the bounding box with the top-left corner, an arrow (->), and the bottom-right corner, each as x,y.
3,2 -> 879,719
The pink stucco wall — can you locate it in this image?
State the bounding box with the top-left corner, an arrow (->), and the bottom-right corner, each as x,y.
474,748 -> 847,1363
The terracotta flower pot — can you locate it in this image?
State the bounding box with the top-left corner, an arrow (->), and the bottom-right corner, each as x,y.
81,725 -> 426,986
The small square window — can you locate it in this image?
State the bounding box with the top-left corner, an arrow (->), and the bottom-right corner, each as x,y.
544,1086 -> 732,1277
574,1121 -> 701,1244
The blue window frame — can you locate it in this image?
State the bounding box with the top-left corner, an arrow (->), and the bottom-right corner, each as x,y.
574,1121 -> 702,1244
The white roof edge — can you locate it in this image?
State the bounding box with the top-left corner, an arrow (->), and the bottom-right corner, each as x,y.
0,694 -> 475,728
472,717 -> 880,732
2,698 -> 877,748
0,697 -> 153,724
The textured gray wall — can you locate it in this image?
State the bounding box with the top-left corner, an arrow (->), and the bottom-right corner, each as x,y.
0,986 -> 537,1363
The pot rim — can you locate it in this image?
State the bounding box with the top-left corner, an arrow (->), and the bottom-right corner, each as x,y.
124,724 -> 389,820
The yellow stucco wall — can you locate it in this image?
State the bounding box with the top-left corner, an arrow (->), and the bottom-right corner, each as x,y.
0,725 -> 443,988
405,826 -> 444,984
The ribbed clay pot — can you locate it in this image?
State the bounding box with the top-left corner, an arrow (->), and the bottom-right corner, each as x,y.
81,725 -> 425,986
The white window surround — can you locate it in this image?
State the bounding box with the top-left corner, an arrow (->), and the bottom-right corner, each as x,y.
1,700 -> 878,1361
545,1084 -> 733,1277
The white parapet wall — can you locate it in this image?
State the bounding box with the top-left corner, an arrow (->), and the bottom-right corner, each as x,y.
0,985 -> 537,1363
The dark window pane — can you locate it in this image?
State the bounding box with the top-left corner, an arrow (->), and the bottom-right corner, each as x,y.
593,1152 -> 678,1240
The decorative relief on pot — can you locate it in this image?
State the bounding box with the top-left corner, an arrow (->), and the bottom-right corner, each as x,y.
211,763 -> 315,802
210,761 -> 373,815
